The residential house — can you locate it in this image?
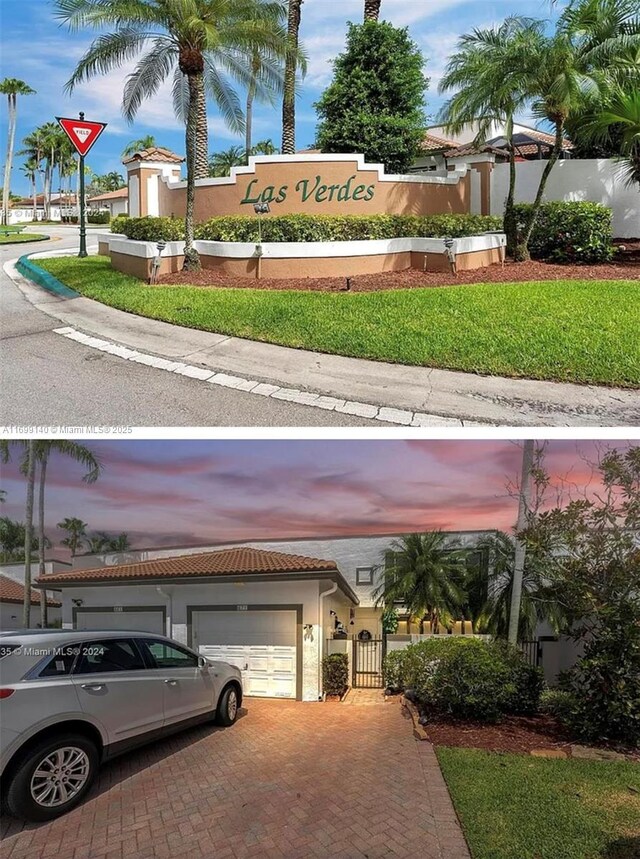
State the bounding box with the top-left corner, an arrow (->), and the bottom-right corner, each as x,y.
0,573 -> 62,629
87,187 -> 128,217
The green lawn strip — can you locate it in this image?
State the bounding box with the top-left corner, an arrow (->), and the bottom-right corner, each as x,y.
35,256 -> 640,387
0,233 -> 49,244
436,747 -> 640,859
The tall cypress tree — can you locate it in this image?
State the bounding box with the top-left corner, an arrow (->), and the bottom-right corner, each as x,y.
315,21 -> 427,174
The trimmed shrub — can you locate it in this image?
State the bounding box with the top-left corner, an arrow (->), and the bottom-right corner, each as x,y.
539,689 -> 578,724
122,216 -> 185,242
384,638 -> 544,722
87,210 -> 110,225
322,653 -> 349,696
514,201 -> 614,263
110,214 -> 130,234
195,213 -> 503,242
115,213 -> 502,243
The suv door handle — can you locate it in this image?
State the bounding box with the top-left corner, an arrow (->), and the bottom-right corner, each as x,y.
81,683 -> 105,691
164,679 -> 178,685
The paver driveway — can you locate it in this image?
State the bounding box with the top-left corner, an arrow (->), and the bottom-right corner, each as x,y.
0,698 -> 469,859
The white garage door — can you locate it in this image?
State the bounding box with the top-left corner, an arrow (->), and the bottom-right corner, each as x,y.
192,609 -> 297,699
75,610 -> 164,634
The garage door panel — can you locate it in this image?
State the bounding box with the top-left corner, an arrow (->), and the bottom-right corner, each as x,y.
193,610 -> 297,699
75,610 -> 164,634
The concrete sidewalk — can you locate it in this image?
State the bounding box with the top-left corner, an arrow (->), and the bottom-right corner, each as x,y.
7,256 -> 639,427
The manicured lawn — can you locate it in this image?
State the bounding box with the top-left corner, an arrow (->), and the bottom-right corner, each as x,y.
437,748 -> 640,859
0,232 -> 48,243
36,256 -> 640,387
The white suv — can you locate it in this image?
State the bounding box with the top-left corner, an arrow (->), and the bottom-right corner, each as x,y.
0,629 -> 243,821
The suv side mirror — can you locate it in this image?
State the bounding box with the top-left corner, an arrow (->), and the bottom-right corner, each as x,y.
197,655 -> 208,669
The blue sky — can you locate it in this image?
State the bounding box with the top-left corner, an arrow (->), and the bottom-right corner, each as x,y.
1,0 -> 563,196
1,439 -> 618,557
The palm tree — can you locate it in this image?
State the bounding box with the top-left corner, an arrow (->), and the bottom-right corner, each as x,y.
86,532 -> 112,554
373,532 -> 466,634
439,18 -> 543,256
282,0 -> 303,154
580,87 -> 640,186
107,532 -> 132,552
58,0 -> 287,270
57,517 -> 88,557
364,0 -> 382,21
208,145 -> 246,176
25,442 -> 101,626
0,78 -> 35,225
20,158 -> 38,220
0,517 -> 40,563
122,134 -> 157,157
252,138 -> 279,155
0,440 -> 36,625
473,531 -> 566,641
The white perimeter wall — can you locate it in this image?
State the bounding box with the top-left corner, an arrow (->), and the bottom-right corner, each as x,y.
490,158 -> 640,238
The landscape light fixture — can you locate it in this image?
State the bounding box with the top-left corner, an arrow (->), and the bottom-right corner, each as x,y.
253,202 -> 270,279
150,239 -> 167,284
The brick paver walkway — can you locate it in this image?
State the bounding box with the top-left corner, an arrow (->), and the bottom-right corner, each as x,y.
1,699 -> 470,859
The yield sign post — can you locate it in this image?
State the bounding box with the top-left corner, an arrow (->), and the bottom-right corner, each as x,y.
57,113 -> 107,258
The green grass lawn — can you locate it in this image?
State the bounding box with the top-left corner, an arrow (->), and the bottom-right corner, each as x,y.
36,255 -> 640,387
437,748 -> 640,859
0,232 -> 48,243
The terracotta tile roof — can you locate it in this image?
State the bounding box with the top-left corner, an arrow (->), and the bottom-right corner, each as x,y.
39,547 -> 339,585
0,574 -> 61,607
422,132 -> 460,152
88,187 -> 128,202
122,146 -> 184,165
444,143 -> 510,158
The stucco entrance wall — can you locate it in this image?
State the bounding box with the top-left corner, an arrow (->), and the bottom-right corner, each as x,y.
155,154 -> 471,220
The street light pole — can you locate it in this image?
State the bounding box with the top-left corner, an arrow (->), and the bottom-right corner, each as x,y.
508,439 -> 534,646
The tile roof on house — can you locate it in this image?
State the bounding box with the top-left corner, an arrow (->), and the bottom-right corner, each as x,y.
0,574 -> 61,607
122,146 -> 184,165
421,132 -> 460,152
39,547 -> 339,585
88,187 -> 128,202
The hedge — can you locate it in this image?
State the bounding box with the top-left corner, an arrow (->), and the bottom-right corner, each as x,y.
383,638 -> 544,722
515,201 -> 614,263
87,211 -> 110,224
113,213 -> 503,243
322,653 -> 349,696
110,214 -> 130,235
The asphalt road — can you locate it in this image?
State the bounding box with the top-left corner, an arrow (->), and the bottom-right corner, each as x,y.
1,228 -> 379,428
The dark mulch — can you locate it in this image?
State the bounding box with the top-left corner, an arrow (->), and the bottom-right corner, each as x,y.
423,713 -> 640,761
158,241 -> 640,292
423,713 -> 574,755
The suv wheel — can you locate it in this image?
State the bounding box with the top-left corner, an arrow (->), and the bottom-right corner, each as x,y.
216,686 -> 239,727
6,733 -> 99,822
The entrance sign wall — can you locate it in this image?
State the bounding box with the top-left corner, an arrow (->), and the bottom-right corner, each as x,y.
137,154 -> 474,220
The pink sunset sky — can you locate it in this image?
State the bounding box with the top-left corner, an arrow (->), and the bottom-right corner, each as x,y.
0,439 -> 628,557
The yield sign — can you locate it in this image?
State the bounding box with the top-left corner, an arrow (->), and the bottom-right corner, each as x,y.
56,116 -> 107,157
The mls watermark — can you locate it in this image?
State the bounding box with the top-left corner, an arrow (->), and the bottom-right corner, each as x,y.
1,426 -> 134,435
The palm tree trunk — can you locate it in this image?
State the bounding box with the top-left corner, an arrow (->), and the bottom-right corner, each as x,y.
195,75 -> 209,180
503,140 -> 518,258
2,94 -> 16,226
508,440 -> 534,644
514,120 -> 565,262
23,441 -> 36,628
38,451 -> 48,628
282,0 -> 303,154
245,61 -> 259,163
31,175 -> 37,221
364,0 -> 382,21
183,72 -> 201,271
43,162 -> 51,221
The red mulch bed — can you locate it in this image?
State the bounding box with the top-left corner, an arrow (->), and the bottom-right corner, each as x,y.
423,713 -> 640,761
158,240 -> 640,292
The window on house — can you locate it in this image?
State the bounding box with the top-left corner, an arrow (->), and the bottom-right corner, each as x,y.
356,567 -> 373,586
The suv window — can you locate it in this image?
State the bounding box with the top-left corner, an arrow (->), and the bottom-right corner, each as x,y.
39,646 -> 79,677
140,639 -> 198,669
74,639 -> 145,674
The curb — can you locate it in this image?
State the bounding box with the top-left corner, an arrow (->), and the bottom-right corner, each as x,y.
16,254 -> 79,298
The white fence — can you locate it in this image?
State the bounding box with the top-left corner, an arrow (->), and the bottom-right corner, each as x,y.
490,158 -> 640,238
